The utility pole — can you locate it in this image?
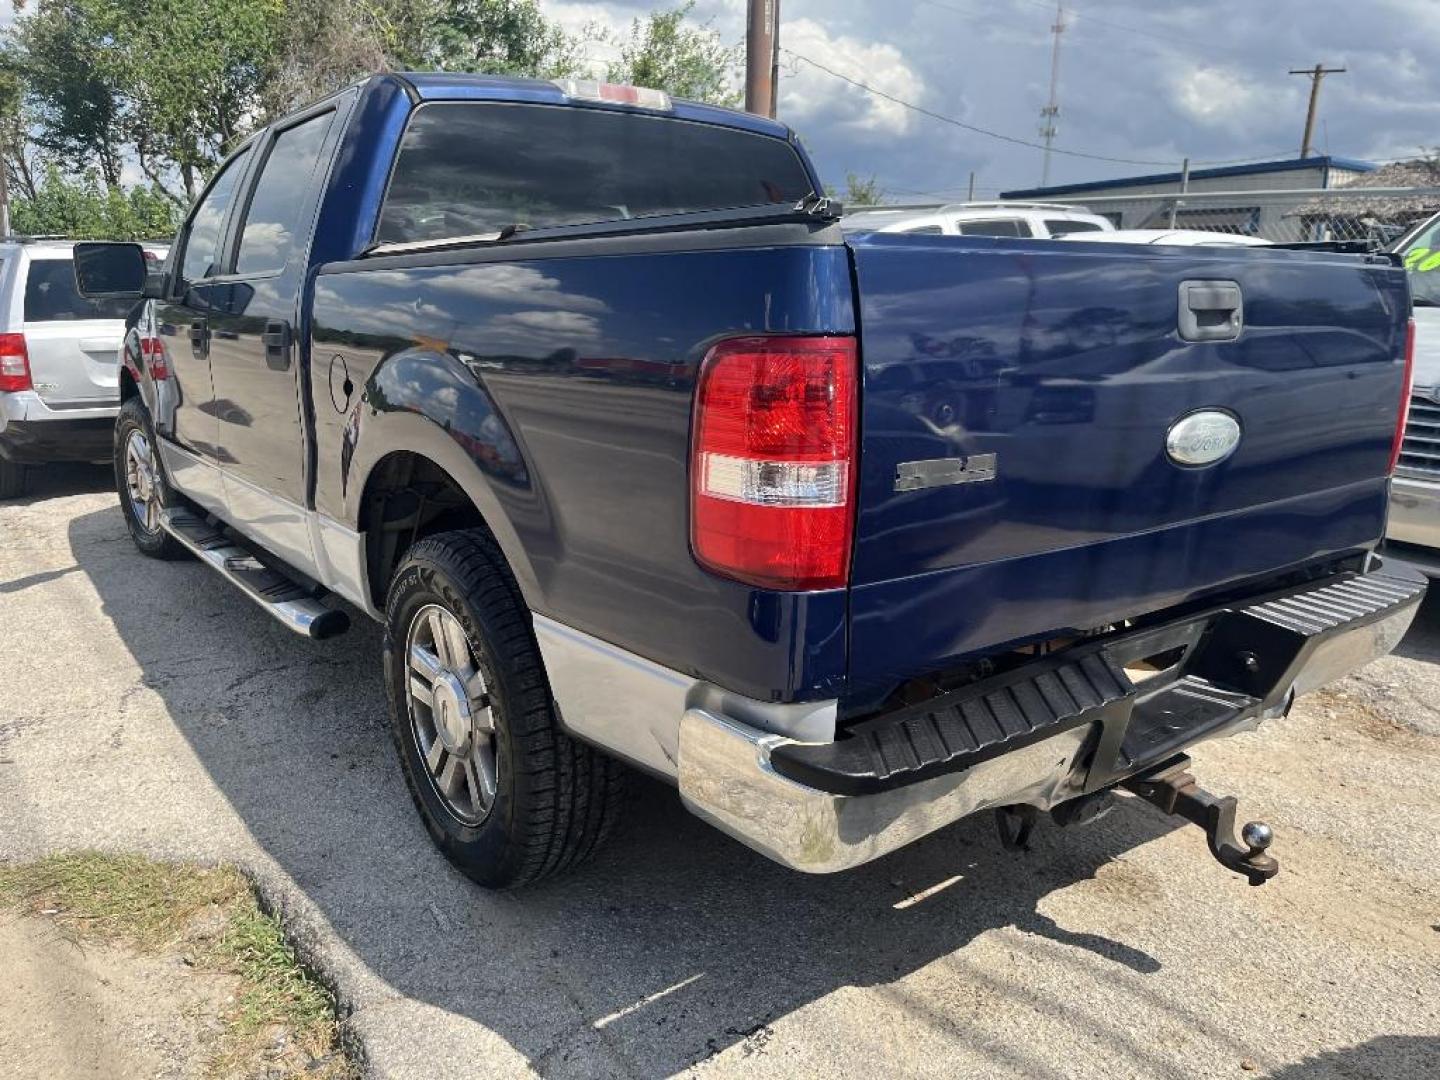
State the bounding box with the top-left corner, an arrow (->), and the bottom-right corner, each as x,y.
745,0 -> 779,119
1038,1 -> 1066,187
1167,157 -> 1190,228
0,156 -> 9,239
1288,63 -> 1345,158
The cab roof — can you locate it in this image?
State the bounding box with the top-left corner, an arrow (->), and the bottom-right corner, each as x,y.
387,71 -> 793,142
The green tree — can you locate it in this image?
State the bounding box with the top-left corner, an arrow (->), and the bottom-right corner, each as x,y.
606,3 -> 740,106
110,0 -> 288,202
842,173 -> 885,206
0,62 -> 39,204
3,0 -> 287,203
423,0 -> 578,76
3,0 -> 742,226
4,2 -> 126,187
11,166 -> 179,239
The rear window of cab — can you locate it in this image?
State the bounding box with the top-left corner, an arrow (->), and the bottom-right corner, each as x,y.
375,102 -> 814,245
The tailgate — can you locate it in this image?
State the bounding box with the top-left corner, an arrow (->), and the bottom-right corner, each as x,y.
20,256 -> 129,406
846,233 -> 1409,697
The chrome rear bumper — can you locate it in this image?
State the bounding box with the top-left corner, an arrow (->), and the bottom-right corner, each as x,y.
677,558 -> 1425,873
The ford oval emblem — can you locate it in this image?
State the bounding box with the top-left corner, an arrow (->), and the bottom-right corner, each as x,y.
1166,410 -> 1241,467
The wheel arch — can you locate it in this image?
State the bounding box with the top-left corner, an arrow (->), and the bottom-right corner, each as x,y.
353,442 -> 542,615
119,365 -> 140,403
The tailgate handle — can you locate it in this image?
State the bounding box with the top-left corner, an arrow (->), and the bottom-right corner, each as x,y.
1179,280 -> 1243,342
188,321 -> 208,357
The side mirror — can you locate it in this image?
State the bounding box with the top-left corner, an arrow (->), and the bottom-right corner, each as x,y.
73,242 -> 157,300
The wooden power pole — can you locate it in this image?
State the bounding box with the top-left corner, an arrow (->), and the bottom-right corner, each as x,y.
746,0 -> 779,118
1289,63 -> 1345,158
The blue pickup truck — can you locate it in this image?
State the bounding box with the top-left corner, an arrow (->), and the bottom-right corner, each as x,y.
74,73 -> 1424,889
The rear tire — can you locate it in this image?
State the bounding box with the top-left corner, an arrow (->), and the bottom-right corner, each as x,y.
114,397 -> 186,560
384,530 -> 626,888
0,459 -> 26,500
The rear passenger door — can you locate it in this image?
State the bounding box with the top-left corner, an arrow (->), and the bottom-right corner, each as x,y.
19,253 -> 134,406
204,104 -> 341,573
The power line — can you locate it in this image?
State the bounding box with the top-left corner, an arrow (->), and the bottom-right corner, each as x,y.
1007,0 -> 1251,57
782,48 -> 1177,167
786,48 -> 1341,174
917,0 -> 1255,62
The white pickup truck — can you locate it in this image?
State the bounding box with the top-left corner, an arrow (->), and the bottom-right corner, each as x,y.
1387,214 -> 1440,573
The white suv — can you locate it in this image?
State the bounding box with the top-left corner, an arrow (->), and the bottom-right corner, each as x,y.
841,201 -> 1114,239
0,240 -> 151,498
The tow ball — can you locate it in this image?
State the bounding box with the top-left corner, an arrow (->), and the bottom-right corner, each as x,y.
1121,756 -> 1279,886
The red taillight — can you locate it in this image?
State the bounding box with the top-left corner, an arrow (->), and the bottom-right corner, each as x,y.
140,335 -> 168,380
1389,317 -> 1416,475
0,333 -> 31,392
691,335 -> 858,590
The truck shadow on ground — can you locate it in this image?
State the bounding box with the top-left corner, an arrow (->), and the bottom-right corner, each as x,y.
9,462 -> 112,505
1265,1035 -> 1440,1079
68,503 -> 1298,1077
1393,588 -> 1440,663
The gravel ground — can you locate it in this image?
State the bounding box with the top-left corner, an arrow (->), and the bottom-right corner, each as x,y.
1,465 -> 1438,1079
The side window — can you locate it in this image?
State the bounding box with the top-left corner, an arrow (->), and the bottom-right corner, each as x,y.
1045,219 -> 1104,236
235,112 -> 335,276
957,219 -> 1028,237
179,149 -> 250,286
902,225 -> 944,235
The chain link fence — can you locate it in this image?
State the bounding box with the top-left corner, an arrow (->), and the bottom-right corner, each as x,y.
1046,187 -> 1440,245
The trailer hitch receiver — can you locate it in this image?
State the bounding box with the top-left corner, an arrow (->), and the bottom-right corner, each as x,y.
1122,756 -> 1279,886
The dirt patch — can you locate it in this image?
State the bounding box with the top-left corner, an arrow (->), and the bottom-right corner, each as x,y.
0,853 -> 355,1080
0,915 -> 237,1080
1307,684 -> 1432,747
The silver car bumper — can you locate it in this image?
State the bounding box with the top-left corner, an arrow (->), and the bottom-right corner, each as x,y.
675,559 -> 1425,874
0,389 -> 118,426
1388,474 -> 1440,573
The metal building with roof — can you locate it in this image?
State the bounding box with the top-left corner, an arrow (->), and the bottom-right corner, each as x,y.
1000,156 -> 1377,234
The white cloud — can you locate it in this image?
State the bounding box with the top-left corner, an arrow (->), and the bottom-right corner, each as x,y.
779,18 -> 924,137
1170,66 -> 1275,128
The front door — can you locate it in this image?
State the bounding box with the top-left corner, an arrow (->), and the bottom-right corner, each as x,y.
205,107 -> 339,575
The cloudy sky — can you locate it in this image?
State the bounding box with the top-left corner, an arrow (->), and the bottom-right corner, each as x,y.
546,0 -> 1440,197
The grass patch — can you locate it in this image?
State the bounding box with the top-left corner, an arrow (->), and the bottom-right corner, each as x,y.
0,851 -> 355,1079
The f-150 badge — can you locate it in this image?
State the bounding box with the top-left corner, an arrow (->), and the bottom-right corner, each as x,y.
895,453 -> 998,492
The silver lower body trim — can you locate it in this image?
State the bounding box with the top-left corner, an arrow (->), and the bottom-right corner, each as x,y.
533,614 -> 837,780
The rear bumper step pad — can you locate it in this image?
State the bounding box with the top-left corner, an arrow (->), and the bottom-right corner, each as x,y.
771,558 -> 1426,796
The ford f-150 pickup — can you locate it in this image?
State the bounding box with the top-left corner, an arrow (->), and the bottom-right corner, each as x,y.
74,73 -> 1424,889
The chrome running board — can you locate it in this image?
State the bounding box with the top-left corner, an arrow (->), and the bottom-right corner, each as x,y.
159,509 -> 350,640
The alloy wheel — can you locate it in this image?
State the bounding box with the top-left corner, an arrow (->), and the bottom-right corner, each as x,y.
405,604 -> 499,825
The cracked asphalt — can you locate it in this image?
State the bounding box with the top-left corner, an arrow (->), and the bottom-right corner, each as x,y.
2,464 -> 1438,1079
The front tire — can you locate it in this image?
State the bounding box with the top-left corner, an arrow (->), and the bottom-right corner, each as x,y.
0,459 -> 26,500
114,397 -> 185,559
384,530 -> 625,888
